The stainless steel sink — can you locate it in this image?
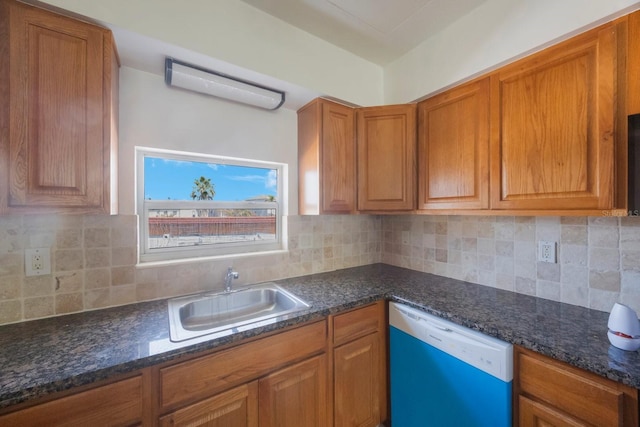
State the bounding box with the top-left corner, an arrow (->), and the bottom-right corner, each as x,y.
168,283 -> 310,342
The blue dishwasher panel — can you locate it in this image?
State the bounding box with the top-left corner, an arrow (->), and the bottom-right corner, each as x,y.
390,326 -> 512,427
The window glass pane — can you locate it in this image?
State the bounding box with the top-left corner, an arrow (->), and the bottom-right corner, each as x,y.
144,157 -> 277,202
147,207 -> 277,250
139,151 -> 283,261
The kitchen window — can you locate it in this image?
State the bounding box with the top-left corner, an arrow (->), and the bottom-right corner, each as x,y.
136,147 -> 284,263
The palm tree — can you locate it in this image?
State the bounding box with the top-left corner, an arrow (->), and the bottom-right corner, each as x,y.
191,176 -> 215,217
191,176 -> 215,200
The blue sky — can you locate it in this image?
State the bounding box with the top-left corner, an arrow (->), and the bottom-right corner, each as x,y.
144,157 -> 277,201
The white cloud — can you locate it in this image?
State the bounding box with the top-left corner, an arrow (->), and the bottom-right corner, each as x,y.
266,170 -> 277,189
227,175 -> 265,183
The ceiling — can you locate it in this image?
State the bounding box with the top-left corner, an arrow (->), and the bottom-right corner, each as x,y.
240,0 -> 489,65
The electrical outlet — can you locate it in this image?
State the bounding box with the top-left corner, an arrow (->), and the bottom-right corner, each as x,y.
25,248 -> 51,276
538,241 -> 557,263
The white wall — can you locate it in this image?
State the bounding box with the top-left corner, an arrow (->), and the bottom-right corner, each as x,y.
384,0 -> 640,103
37,0 -> 383,107
118,66 -> 299,215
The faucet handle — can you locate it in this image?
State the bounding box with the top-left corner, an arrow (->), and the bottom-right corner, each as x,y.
227,266 -> 239,279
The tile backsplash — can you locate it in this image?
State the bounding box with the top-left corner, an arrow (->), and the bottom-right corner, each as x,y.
381,215 -> 640,314
2,213 -> 640,325
0,214 -> 381,325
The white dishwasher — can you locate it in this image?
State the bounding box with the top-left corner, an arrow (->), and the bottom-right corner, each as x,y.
389,302 -> 513,427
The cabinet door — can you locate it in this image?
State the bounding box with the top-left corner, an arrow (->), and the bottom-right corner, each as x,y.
298,99 -> 355,214
490,24 -> 616,210
1,0 -> 116,214
357,104 -> 416,211
258,355 -> 328,427
159,382 -> 258,427
321,101 -> 356,213
334,333 -> 382,427
418,78 -> 490,210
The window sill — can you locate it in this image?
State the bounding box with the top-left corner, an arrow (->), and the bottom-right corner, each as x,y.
136,249 -> 289,269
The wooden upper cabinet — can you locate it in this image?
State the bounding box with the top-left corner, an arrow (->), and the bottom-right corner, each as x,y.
490,24 -> 617,210
298,98 -> 355,214
357,104 -> 416,211
0,0 -> 119,214
417,78 -> 490,210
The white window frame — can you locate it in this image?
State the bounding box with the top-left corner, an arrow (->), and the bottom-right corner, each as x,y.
136,147 -> 285,263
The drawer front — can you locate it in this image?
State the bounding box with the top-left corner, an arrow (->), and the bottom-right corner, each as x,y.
333,302 -> 382,346
160,321 -> 327,410
518,350 -> 623,426
0,375 -> 144,427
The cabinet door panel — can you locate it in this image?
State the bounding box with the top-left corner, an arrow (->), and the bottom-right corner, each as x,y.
519,396 -> 585,427
491,24 -> 616,210
7,1 -> 108,209
259,354 -> 327,427
334,333 -> 381,427
357,104 -> 416,211
159,382 -> 258,427
418,78 -> 489,209
321,102 -> 356,213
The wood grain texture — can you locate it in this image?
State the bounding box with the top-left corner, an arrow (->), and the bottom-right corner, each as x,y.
160,321 -> 327,410
258,355 -> 328,427
333,301 -> 382,346
159,382 -> 258,427
333,333 -> 381,427
297,98 -> 356,214
418,77 -> 490,210
628,10 -> 640,116
0,374 -> 144,426
1,0 -> 117,214
518,395 -> 584,427
321,101 -> 356,213
490,24 -> 616,210
514,346 -> 638,427
357,104 -> 416,211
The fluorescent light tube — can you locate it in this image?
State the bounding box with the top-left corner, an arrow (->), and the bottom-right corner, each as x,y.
165,58 -> 285,110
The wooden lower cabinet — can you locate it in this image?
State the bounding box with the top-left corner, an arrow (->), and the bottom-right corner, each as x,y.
0,373 -> 146,426
514,346 -> 639,427
332,301 -> 387,427
259,355 -> 328,427
159,382 -> 258,427
334,333 -> 381,427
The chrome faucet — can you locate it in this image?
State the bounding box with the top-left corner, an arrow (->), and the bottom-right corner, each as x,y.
224,267 -> 239,292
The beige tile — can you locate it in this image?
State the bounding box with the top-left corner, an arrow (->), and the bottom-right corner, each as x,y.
561,217 -> 588,225
515,259 -> 536,280
54,271 -> 83,293
54,249 -> 83,272
537,262 -> 560,282
588,226 -> 619,248
84,228 -> 110,248
589,247 -> 620,271
435,249 -> 448,263
621,271 -> 640,294
85,248 -> 110,269
496,273 -> 514,291
0,300 -> 22,324
0,276 -> 21,300
621,250 -> 640,272
495,241 -> 514,257
515,276 -> 536,295
478,254 -> 495,271
0,226 -> 24,253
589,288 -> 620,311
24,296 -> 54,319
84,288 -> 111,309
136,282 -> 158,301
83,215 -> 111,228
561,285 -> 588,308
0,253 -> 22,277
496,256 -> 514,275
560,244 -> 588,266
537,280 -> 561,300
111,247 -> 136,267
111,285 -> 136,305
589,270 -> 621,291
588,217 -> 619,227
561,225 -> 587,245
495,221 -> 514,240
514,241 -> 535,260
23,275 -> 54,297
56,228 -> 83,249
85,268 -> 111,289
561,264 -> 588,287
55,293 -> 83,314
111,266 -> 136,286
477,222 -> 495,239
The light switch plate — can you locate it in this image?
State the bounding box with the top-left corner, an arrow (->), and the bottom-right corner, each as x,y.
25,248 -> 51,276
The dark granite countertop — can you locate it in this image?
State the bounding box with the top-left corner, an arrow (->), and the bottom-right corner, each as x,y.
1,263 -> 639,409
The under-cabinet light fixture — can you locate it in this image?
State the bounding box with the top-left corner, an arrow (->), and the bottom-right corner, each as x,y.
164,58 -> 285,110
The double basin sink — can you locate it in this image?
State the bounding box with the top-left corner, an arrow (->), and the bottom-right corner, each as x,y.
168,283 -> 310,342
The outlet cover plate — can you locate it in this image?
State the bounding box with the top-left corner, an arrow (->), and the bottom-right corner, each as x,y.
538,241 -> 557,263
25,248 -> 51,276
